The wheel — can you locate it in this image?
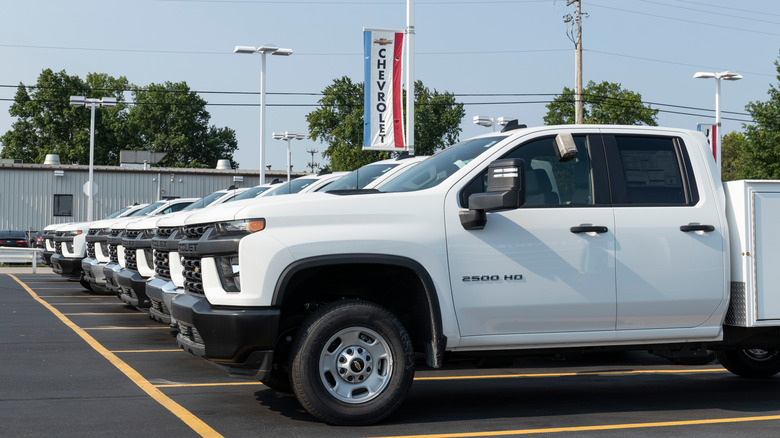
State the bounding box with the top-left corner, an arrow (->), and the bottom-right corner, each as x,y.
715,349 -> 780,378
290,300 -> 415,425
79,276 -> 94,292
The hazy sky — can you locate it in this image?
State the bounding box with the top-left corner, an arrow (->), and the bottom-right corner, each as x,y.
1,0 -> 778,173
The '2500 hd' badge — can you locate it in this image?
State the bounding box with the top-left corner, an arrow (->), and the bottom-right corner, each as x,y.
462,274 -> 523,282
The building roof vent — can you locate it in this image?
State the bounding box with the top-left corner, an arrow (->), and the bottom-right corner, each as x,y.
216,159 -> 232,170
44,154 -> 61,165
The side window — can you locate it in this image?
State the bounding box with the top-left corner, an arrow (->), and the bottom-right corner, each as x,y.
461,135 -> 593,207
611,136 -> 696,205
53,194 -> 73,216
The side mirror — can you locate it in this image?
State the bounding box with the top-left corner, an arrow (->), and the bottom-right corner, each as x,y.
460,158 -> 525,230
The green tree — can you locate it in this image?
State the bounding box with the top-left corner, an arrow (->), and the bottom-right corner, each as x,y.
544,80 -> 658,126
721,131 -> 749,181
1,70 -> 238,168
0,69 -> 128,164
740,54 -> 780,179
306,76 -> 465,171
123,82 -> 238,168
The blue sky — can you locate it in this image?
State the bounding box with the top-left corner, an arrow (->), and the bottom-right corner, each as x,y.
1,0 -> 778,173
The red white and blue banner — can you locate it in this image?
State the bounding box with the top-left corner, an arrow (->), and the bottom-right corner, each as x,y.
363,28 -> 406,151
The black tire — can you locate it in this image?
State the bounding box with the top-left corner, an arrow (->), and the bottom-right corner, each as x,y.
79,276 -> 94,292
715,349 -> 780,378
290,300 -> 415,426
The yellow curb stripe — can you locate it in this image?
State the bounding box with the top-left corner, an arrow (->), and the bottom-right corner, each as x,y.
155,382 -> 265,388
11,274 -> 222,438
367,415 -> 780,438
112,349 -> 183,353
83,326 -> 170,330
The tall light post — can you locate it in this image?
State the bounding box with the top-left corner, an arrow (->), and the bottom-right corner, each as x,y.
69,96 -> 117,222
693,71 -> 743,168
272,131 -> 305,182
234,44 -> 293,183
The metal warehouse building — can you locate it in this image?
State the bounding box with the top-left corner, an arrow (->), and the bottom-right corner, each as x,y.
0,158 -> 298,236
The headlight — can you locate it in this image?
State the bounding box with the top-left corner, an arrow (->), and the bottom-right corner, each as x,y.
65,230 -> 83,237
214,219 -> 265,236
215,255 -> 241,292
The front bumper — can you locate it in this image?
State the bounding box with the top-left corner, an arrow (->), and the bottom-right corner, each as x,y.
102,263 -> 122,294
171,292 -> 280,380
81,258 -> 110,293
117,269 -> 151,308
147,277 -> 180,325
51,254 -> 83,278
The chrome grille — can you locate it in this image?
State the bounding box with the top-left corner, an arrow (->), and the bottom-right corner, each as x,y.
86,242 -> 96,258
108,244 -> 118,263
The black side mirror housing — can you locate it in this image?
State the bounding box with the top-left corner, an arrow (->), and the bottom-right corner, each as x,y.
460,158 -> 525,230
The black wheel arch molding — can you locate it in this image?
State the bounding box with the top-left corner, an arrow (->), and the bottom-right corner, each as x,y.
273,253 -> 447,369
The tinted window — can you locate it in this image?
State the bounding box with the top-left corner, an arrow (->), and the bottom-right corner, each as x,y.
53,194 -> 73,216
264,178 -> 318,196
324,163 -> 400,191
613,136 -> 691,205
461,135 -> 593,207
380,136 -> 505,193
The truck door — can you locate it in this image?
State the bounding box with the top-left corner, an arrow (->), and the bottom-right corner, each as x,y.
604,134 -> 727,330
446,133 -> 617,337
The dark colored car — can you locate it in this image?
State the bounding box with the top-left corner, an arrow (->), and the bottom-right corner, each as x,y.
0,230 -> 30,247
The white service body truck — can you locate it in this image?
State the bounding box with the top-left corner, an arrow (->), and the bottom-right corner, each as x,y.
170,125 -> 780,425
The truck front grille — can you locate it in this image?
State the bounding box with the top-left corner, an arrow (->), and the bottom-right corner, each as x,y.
125,247 -> 137,271
183,225 -> 209,239
108,244 -> 118,263
86,242 -> 96,258
182,256 -> 204,295
154,250 -> 171,280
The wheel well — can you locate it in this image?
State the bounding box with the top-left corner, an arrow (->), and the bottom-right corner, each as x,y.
273,258 -> 443,368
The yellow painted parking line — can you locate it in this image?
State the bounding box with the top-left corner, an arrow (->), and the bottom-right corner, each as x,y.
63,312 -> 148,316
11,274 -> 222,438
367,415 -> 780,438
39,295 -> 118,298
155,382 -> 264,388
50,302 -> 126,305
83,326 -> 171,330
414,368 -> 726,381
112,349 -> 182,353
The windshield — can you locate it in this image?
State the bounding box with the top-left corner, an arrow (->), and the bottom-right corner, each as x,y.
130,201 -> 167,216
322,163 -> 399,192
105,206 -> 133,219
264,178 -> 319,197
181,191 -> 226,211
379,136 -> 505,193
231,186 -> 271,201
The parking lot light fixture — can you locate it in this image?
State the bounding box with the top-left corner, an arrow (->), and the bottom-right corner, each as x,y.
693,71 -> 743,168
69,96 -> 117,222
273,131 -> 306,183
234,44 -> 293,183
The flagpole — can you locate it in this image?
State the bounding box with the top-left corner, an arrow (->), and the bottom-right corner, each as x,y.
406,0 -> 415,156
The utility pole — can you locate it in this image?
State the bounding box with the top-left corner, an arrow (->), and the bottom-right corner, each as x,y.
306,148 -> 319,173
565,0 -> 584,124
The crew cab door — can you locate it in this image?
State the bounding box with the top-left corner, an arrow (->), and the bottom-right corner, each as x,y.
446,133 -> 617,337
603,134 -> 727,330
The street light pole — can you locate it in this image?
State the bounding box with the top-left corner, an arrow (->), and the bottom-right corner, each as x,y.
70,95 -> 117,222
693,71 -> 743,168
272,131 -> 305,183
234,44 -> 293,183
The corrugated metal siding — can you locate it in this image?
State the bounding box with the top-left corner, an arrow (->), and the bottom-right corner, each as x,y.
0,165 -> 273,234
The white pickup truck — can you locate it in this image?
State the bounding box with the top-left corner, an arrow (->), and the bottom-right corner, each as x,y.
170,124 -> 780,426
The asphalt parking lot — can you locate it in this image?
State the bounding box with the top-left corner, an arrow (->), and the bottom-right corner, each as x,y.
4,271 -> 780,438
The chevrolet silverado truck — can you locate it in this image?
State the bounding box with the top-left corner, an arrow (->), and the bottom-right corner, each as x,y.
171,124 -> 780,425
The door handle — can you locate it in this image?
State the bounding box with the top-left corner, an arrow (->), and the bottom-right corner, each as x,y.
680,224 -> 715,232
570,226 -> 608,234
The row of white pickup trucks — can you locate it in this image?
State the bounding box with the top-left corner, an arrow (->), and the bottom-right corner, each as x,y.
41,125 -> 780,426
